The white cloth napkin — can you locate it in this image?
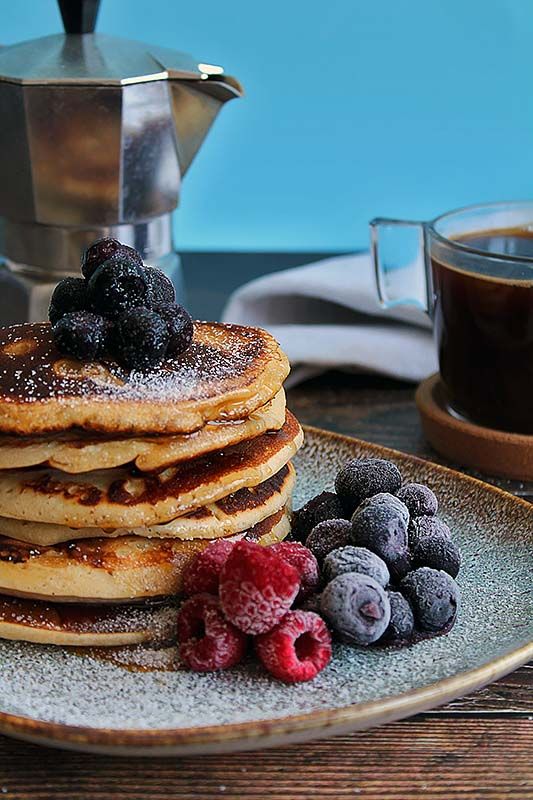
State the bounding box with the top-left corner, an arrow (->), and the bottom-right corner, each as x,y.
222,252 -> 437,387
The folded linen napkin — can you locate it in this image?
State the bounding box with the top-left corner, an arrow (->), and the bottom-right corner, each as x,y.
222,252 -> 437,387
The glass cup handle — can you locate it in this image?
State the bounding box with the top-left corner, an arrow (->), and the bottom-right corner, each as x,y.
369,217 -> 432,314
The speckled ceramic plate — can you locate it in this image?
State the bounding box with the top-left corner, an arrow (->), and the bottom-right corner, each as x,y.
0,426 -> 531,756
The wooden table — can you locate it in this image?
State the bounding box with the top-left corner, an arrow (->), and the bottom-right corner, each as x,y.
0,254 -> 531,799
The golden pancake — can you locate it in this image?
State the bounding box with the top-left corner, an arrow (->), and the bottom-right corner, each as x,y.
0,390 -> 286,474
0,412 -> 302,528
0,322 -> 289,435
0,463 -> 295,546
0,596 -> 178,647
0,508 -> 290,603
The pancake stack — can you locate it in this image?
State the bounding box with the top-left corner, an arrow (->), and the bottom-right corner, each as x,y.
0,321 -> 302,647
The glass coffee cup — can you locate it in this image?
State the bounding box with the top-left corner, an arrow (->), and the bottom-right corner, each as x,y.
370,201 -> 533,435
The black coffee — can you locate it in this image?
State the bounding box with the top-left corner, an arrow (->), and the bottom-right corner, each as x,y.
431,227 -> 533,433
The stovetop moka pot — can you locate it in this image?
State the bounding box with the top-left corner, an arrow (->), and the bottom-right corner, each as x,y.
0,0 -> 242,323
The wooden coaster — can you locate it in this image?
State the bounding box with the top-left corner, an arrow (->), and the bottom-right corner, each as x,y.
416,374 -> 533,481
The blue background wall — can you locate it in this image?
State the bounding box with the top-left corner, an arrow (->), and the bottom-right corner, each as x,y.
3,0 -> 533,251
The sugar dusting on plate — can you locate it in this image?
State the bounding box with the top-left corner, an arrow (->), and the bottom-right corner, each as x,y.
0,431 -> 531,732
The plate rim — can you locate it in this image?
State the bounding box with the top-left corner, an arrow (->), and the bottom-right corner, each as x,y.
0,424 -> 531,753
0,640 -> 531,754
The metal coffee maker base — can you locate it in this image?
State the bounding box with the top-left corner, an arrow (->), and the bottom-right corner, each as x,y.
0,216 -> 185,325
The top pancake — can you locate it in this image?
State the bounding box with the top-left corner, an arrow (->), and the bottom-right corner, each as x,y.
0,322 -> 289,435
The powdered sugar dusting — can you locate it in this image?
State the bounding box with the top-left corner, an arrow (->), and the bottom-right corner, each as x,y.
0,596 -> 178,640
0,431 -> 530,733
87,645 -> 182,672
79,604 -> 177,639
0,322 -> 270,405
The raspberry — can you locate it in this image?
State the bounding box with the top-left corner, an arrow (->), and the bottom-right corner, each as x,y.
81,238 -> 142,281
88,258 -> 152,315
154,302 -> 194,356
113,307 -> 168,370
305,518 -> 351,562
183,539 -> 236,596
52,311 -> 107,361
177,594 -> 247,672
255,610 -> 332,683
269,542 -> 320,601
219,541 -> 300,634
291,491 -> 346,542
145,266 -> 176,305
48,277 -> 88,324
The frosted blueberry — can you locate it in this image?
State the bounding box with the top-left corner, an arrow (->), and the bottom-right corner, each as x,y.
320,573 -> 391,646
358,492 -> 410,527
291,491 -> 346,543
397,483 -> 438,518
323,545 -> 390,587
335,458 -> 402,515
381,591 -> 415,643
412,535 -> 461,578
401,567 -> 460,632
350,502 -> 410,579
408,516 -> 452,550
305,519 -> 352,562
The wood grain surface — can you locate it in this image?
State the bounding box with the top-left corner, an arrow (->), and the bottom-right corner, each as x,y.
0,254 -> 531,798
0,717 -> 531,799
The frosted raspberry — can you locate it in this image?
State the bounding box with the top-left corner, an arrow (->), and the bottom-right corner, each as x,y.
219,541 -> 300,634
177,594 -> 247,672
269,541 -> 320,601
255,610 -> 332,683
183,539 -> 236,596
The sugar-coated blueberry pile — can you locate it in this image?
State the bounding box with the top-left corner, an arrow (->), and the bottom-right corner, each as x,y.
292,457 -> 461,647
48,238 -> 193,370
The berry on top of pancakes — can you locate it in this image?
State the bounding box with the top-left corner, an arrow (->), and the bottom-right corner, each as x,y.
49,238 -> 193,370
